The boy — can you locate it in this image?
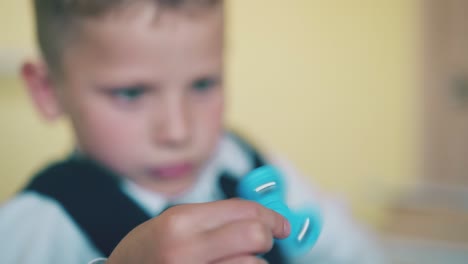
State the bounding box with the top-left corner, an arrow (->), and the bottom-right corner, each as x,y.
0,0 -> 384,263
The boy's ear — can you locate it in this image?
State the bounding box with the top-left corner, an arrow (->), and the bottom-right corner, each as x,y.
21,61 -> 63,121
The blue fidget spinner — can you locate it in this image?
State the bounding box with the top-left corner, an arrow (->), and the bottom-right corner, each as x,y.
237,166 -> 322,257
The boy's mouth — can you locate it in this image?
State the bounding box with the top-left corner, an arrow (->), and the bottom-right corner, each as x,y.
147,162 -> 194,180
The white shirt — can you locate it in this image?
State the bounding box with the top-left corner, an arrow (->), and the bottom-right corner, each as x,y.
0,134 -> 385,264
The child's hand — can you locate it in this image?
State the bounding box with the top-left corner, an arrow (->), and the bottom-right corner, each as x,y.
106,199 -> 290,264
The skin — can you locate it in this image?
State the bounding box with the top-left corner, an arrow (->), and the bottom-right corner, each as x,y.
22,3 -> 290,263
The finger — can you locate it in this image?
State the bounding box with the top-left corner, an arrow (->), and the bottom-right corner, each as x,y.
200,219 -> 274,263
214,255 -> 268,264
166,199 -> 290,238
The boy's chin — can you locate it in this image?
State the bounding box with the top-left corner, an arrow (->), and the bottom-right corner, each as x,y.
146,175 -> 199,197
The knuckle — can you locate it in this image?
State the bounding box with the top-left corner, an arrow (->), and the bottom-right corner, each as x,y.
242,202 -> 264,219
245,221 -> 272,251
162,209 -> 189,233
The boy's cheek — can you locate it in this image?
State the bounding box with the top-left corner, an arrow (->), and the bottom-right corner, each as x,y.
199,99 -> 224,133
71,111 -> 143,159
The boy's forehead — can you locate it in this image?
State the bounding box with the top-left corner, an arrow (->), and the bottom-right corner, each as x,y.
75,2 -> 224,39
78,0 -> 224,24
68,2 -> 223,49
65,0 -> 223,17
61,3 -> 223,80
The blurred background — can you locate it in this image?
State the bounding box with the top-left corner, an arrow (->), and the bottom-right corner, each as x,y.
0,0 -> 467,263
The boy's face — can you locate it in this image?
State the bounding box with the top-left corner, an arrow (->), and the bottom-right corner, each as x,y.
55,7 -> 224,196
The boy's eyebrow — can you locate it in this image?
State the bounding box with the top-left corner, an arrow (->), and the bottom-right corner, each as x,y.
95,83 -> 154,90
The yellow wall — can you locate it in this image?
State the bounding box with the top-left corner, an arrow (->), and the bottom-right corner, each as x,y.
0,0 -> 421,227
0,1 -> 35,51
225,0 -> 421,225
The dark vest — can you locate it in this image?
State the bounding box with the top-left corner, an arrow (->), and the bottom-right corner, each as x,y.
24,134 -> 285,263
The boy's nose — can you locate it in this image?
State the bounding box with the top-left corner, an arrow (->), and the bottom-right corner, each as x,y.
155,99 -> 190,147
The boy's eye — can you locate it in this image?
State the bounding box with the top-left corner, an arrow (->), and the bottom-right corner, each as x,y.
110,86 -> 147,101
191,77 -> 218,93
